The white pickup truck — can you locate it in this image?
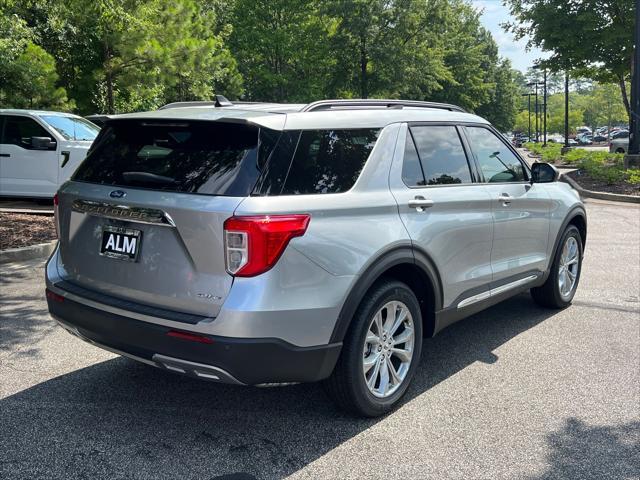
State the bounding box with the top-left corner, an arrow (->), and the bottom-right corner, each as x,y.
0,109 -> 100,198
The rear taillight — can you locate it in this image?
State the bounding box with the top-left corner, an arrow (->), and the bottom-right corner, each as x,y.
53,193 -> 59,237
223,214 -> 310,277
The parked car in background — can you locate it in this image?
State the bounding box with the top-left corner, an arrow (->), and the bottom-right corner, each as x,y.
0,110 -> 100,198
610,138 -> 629,154
592,134 -> 608,143
45,98 -> 586,416
611,130 -> 629,140
576,133 -> 593,145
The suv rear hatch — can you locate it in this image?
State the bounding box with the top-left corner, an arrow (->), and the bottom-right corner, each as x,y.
54,119 -> 278,318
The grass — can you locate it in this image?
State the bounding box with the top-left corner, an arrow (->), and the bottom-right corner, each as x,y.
523,142 -> 638,186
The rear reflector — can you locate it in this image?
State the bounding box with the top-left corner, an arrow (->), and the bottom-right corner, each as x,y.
46,289 -> 64,303
166,330 -> 214,344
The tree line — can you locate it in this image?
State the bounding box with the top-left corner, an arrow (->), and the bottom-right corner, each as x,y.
0,0 -> 521,131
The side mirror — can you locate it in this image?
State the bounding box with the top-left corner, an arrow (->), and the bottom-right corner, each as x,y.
531,162 -> 559,183
31,136 -> 56,150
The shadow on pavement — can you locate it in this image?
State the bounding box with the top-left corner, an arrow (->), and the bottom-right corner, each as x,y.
1,293 -> 605,480
529,418 -> 640,480
0,265 -> 56,357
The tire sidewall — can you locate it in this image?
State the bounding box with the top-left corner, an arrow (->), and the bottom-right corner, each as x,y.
550,225 -> 583,307
347,281 -> 423,416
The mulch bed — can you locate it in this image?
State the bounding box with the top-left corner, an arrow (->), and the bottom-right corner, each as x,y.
0,212 -> 57,250
566,170 -> 640,197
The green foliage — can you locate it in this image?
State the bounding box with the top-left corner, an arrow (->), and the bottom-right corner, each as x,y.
628,169 -> 640,186
0,11 -> 73,110
504,0 -> 634,116
1,0 -> 526,122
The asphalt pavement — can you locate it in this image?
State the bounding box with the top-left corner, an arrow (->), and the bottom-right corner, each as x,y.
1,199 -> 638,480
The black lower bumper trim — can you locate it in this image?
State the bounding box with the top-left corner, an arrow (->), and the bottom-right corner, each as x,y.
47,291 -> 341,385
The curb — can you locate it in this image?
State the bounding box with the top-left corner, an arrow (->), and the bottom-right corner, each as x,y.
561,174 -> 640,204
0,241 -> 57,264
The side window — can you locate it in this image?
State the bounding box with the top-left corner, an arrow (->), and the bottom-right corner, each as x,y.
410,125 -> 472,185
401,132 -> 425,186
465,126 -> 527,183
276,129 -> 379,195
2,116 -> 52,150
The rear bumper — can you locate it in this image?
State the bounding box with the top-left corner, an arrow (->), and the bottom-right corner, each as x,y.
46,289 -> 341,385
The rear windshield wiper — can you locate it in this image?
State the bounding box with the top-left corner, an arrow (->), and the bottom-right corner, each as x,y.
122,171 -> 178,185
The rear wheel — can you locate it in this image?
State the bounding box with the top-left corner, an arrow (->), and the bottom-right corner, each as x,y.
324,279 -> 423,417
531,225 -> 583,308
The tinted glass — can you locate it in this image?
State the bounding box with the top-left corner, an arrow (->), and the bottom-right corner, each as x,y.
252,131 -> 299,195
255,128 -> 379,195
410,126 -> 472,185
73,120 -> 276,196
465,126 -> 526,183
40,115 -> 99,141
402,132 -> 425,186
1,115 -> 51,149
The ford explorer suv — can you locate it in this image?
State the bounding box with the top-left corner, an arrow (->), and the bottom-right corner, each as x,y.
0,109 -> 100,198
45,98 -> 586,416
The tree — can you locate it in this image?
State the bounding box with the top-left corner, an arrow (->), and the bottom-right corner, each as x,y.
581,83 -> 629,133
504,0 -> 634,118
229,0 -> 334,102
10,0 -> 242,113
0,12 -> 72,109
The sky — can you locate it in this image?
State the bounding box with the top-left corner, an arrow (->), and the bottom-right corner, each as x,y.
471,0 -> 548,73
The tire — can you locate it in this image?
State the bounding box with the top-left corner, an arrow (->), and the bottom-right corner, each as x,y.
615,148 -> 625,154
324,279 -> 423,417
531,225 -> 583,309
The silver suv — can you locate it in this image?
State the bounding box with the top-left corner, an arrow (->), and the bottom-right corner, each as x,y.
46,98 -> 586,416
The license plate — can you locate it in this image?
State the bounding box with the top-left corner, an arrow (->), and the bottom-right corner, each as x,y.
100,226 -> 142,262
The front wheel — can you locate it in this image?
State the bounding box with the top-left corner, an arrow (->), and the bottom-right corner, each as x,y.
531,225 -> 583,308
324,279 -> 423,417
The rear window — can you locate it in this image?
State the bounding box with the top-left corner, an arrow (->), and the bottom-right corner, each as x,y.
73,120 -> 268,196
74,121 -> 379,196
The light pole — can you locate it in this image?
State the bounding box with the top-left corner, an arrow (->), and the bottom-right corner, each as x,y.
532,63 -> 549,146
564,72 -> 570,151
522,93 -> 533,141
543,69 -> 547,146
625,0 -> 640,167
527,81 -> 542,142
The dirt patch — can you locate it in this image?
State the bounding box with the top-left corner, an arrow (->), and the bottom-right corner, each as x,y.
566,170 -> 640,197
0,213 -> 57,250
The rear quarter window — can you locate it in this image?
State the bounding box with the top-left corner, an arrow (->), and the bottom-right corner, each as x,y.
254,128 -> 380,195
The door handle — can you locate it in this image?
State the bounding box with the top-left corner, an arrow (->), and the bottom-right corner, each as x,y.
60,151 -> 70,168
408,196 -> 434,212
498,193 -> 511,205
0,153 -> 9,157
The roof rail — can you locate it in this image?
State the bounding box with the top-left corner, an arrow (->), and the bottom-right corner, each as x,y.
301,99 -> 466,113
159,95 -> 233,110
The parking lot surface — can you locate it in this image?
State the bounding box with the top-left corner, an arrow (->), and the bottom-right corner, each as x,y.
1,199 -> 638,480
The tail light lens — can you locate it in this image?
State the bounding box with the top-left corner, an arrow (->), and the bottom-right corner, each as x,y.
53,193 -> 59,237
224,214 -> 310,277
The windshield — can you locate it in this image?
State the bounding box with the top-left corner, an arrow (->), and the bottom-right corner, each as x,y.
39,115 -> 100,141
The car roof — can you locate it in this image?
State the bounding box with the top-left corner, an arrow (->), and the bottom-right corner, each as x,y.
0,109 -> 82,118
108,102 -> 489,131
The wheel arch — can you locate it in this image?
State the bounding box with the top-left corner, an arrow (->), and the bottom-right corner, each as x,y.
330,245 -> 443,343
544,206 -> 587,282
